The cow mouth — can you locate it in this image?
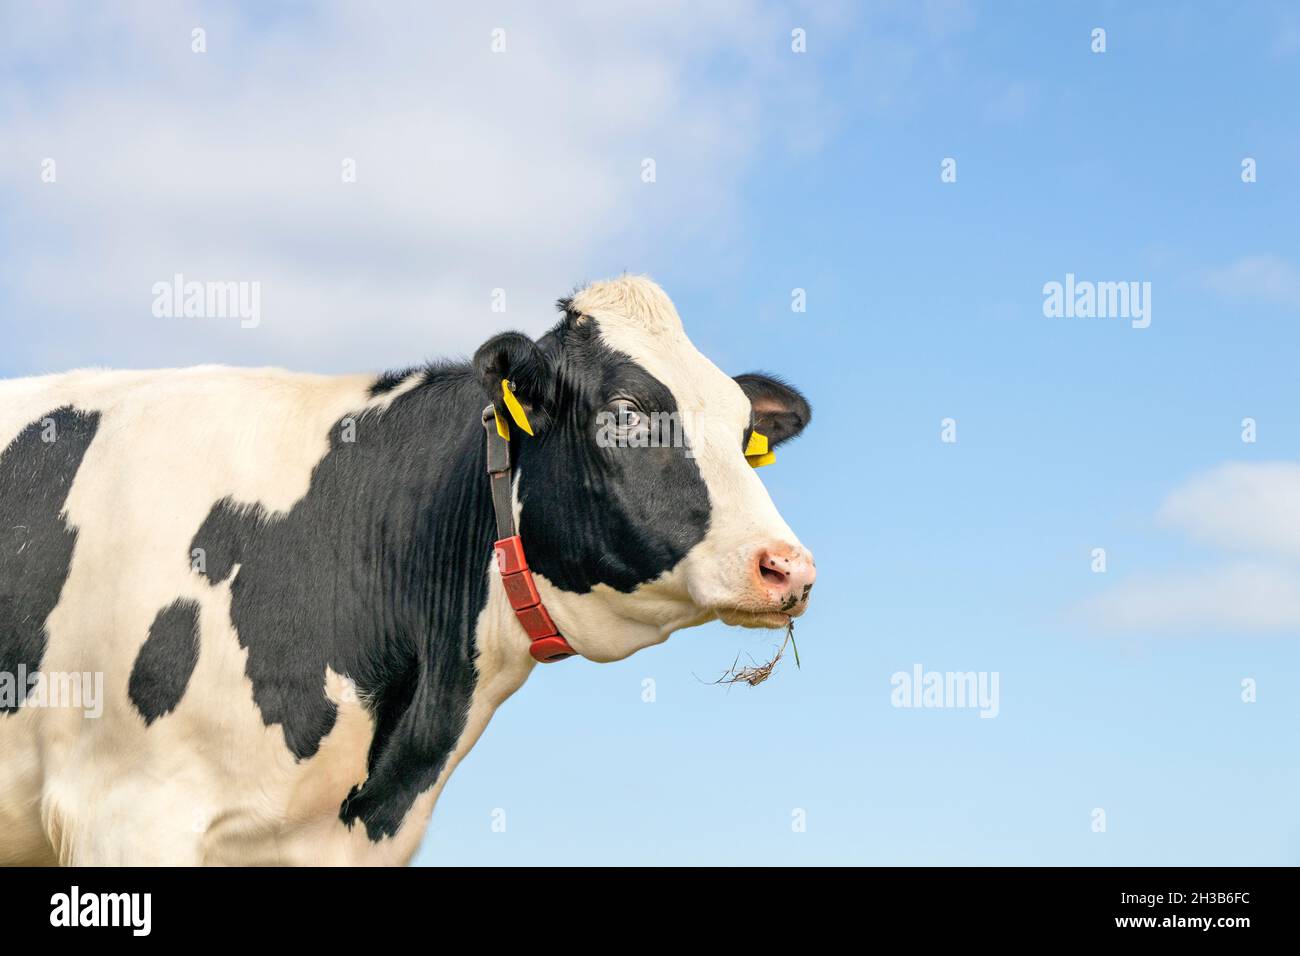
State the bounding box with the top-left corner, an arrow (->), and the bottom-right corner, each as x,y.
715,607 -> 793,629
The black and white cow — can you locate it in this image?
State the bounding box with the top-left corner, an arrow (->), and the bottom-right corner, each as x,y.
0,276 -> 814,865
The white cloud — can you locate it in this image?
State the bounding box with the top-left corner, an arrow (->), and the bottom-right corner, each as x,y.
1082,563 -> 1300,635
1081,462 -> 1300,636
0,1 -> 835,373
1159,461 -> 1300,557
1205,255 -> 1300,311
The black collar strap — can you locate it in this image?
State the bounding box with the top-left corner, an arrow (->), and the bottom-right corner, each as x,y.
481,403 -> 576,663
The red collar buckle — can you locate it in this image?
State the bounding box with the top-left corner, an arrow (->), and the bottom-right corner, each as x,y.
494,535 -> 576,663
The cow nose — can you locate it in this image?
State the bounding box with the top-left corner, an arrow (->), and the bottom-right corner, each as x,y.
756,546 -> 816,611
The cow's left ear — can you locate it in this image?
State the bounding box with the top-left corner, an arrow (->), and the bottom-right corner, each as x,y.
473,331 -> 555,434
734,373 -> 811,447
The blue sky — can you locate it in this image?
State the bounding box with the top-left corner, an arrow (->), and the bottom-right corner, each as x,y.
3,1 -> 1298,864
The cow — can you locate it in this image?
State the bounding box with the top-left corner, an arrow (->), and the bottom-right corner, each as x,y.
0,276 -> 815,865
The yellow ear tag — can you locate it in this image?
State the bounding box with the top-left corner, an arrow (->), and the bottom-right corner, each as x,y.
501,380 -> 534,436
745,430 -> 774,467
494,408 -> 510,441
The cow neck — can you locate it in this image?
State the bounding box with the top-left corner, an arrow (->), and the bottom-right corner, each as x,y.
481,404 -> 576,664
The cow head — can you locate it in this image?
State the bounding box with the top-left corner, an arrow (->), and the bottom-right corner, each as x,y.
473,277 -> 814,662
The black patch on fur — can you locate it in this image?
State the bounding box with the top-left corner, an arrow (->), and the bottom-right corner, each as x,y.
129,599 -> 201,725
0,407 -> 100,714
368,367 -> 420,396
516,318 -> 713,593
190,369 -> 492,840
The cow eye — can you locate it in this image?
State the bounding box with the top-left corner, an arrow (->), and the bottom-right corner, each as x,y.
614,401 -> 643,432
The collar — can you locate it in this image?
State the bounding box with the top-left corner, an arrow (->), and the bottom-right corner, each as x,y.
482,403 -> 576,663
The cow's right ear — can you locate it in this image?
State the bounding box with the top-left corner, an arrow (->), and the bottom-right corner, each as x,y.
473,331 -> 554,434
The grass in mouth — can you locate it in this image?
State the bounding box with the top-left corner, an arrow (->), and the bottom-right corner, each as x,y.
712,620 -> 800,687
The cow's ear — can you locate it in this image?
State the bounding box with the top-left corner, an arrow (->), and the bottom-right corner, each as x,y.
473,332 -> 554,434
734,373 -> 811,447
